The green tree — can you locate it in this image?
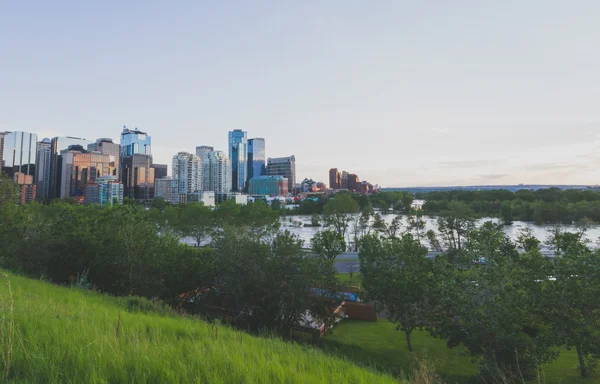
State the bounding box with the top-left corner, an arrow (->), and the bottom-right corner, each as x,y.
359,233 -> 431,352
437,202 -> 475,250
192,229 -> 334,334
322,193 -> 359,241
405,209 -> 425,242
434,227 -> 555,381
311,229 -> 346,264
178,203 -> 214,246
515,227 -> 541,252
545,242 -> 600,377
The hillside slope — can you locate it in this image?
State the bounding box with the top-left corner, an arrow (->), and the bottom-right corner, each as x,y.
0,271 -> 399,383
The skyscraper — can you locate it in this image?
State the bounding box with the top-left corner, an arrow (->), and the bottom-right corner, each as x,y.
203,150 -> 232,199
121,154 -> 155,202
152,164 -> 168,180
195,145 -> 214,160
154,176 -> 180,204
60,146 -> 114,199
49,136 -> 91,199
267,156 -> 296,194
88,138 -> 120,177
35,138 -> 52,200
1,131 -> 38,180
120,126 -> 154,203
172,152 -> 202,194
248,138 -> 266,181
120,126 -> 151,157
347,174 -> 360,191
0,132 -> 6,168
329,168 -> 341,190
228,129 -> 247,192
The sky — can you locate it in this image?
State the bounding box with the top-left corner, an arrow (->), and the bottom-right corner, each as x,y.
1,1 -> 599,187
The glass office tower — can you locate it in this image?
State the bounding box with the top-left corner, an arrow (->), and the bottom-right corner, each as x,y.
35,138 -> 52,200
247,138 -> 266,181
1,131 -> 38,179
120,126 -> 151,157
228,129 -> 247,192
49,136 -> 91,199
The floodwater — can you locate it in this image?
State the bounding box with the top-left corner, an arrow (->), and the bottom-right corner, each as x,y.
279,214 -> 600,250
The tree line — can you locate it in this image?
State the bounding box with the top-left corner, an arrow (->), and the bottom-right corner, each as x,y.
287,188 -> 600,225
419,187 -> 600,224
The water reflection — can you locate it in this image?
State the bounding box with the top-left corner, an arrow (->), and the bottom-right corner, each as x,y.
279,214 -> 600,250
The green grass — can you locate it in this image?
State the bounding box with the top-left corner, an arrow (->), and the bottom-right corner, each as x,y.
0,270 -> 401,383
337,272 -> 361,285
322,320 -> 600,384
323,320 -> 476,383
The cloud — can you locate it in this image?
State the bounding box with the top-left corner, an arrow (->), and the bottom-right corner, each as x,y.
479,173 -> 509,180
431,127 -> 450,134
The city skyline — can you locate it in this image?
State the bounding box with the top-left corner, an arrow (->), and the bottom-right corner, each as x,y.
2,2 -> 600,187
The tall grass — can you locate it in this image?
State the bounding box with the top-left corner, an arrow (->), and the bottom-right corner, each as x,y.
0,271 -> 400,383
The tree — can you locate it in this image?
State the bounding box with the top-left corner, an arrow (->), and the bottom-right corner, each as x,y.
371,213 -> 387,234
359,233 -> 431,352
238,200 -> 281,241
401,193 -> 414,212
437,202 -> 475,250
0,174 -> 18,257
191,229 -> 335,334
515,227 -> 541,252
350,209 -> 372,251
465,221 -> 515,263
544,241 -> 600,377
311,229 -> 346,264
405,209 -> 425,242
178,203 -> 213,246
150,196 -> 167,210
433,227 -> 555,381
322,193 -> 359,241
425,230 -> 442,252
385,215 -> 403,239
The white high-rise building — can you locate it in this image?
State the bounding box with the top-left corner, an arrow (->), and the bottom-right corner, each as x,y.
203,150 -> 232,198
172,152 -> 202,194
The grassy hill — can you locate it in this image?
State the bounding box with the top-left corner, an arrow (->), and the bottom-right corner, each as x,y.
0,270 -> 399,384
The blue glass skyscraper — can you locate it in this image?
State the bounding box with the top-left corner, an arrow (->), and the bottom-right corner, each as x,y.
228,129 -> 247,192
120,126 -> 151,157
248,138 -> 266,181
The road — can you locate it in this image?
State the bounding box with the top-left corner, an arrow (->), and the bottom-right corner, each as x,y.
334,250 -> 557,273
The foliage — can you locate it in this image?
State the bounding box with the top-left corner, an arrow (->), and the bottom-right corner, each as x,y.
322,193 -> 359,240
311,229 -> 346,263
436,202 -> 475,251
420,187 -> 600,224
359,233 -> 431,352
544,241 -> 600,377
189,229 -> 335,333
432,225 -> 557,382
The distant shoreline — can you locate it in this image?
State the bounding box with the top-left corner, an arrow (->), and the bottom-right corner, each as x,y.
382,184 -> 595,193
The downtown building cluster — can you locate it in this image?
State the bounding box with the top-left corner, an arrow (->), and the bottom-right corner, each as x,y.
0,127 -> 166,205
0,127 -> 303,206
329,168 -> 376,194
156,129 -> 297,204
